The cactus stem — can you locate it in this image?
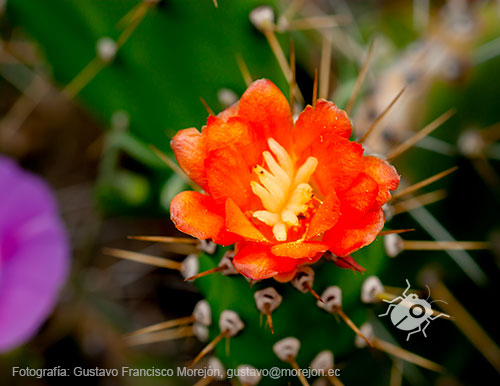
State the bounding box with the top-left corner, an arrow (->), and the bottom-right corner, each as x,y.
125,326 -> 194,347
386,108 -> 456,161
335,307 -> 373,348
378,229 -> 415,236
345,39 -> 375,115
289,359 -> 311,386
372,337 -> 445,373
199,97 -> 215,116
359,86 -> 406,143
149,144 -> 201,191
184,266 -> 224,281
390,166 -> 458,201
190,332 -> 225,368
124,316 -> 195,338
102,247 -> 182,270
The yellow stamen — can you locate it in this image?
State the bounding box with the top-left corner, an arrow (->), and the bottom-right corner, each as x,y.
251,138 -> 318,241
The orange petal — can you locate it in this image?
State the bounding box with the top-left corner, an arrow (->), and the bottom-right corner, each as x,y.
233,243 -> 298,280
273,269 -> 297,283
310,133 -> 364,196
271,241 -> 328,259
362,156 -> 400,205
170,191 -> 224,241
293,99 -> 352,157
306,192 -> 341,239
171,128 -> 207,187
225,199 -> 269,243
338,173 -> 379,223
205,116 -> 263,167
238,79 -> 293,150
324,208 -> 384,256
217,102 -> 239,121
205,147 -> 253,209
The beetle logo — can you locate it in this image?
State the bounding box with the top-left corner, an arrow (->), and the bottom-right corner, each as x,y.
379,279 -> 450,340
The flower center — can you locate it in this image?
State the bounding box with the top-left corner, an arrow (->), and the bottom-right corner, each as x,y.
251,138 -> 318,241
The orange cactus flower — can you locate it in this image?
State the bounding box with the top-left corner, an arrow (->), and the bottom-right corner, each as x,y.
170,79 -> 399,280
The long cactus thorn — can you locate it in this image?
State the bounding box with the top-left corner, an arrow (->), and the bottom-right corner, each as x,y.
319,33 -> 332,100
318,286 -> 373,347
235,53 -> 252,87
254,287 -> 282,334
390,166 -> 458,201
273,337 -> 310,386
192,357 -> 225,386
279,15 -> 347,32
185,253 -> 237,281
289,38 -> 296,114
378,228 -> 415,236
391,189 -> 447,216
190,310 -> 244,368
312,68 -> 318,109
292,267 -> 323,303
424,275 -> 500,373
250,6 -> 304,103
403,240 -> 490,251
345,39 -> 376,115
385,233 -> 491,256
102,247 -> 183,270
199,97 -> 215,116
127,235 -> 200,244
386,108 -> 456,161
337,307 -> 373,348
359,86 -> 406,143
184,266 -> 224,282
125,315 -> 195,338
125,325 -> 194,347
376,338 -> 444,372
149,144 -> 200,191
356,324 -> 445,372
189,332 -> 225,368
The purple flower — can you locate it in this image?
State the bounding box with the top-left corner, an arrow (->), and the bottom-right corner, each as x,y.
0,155 -> 69,352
